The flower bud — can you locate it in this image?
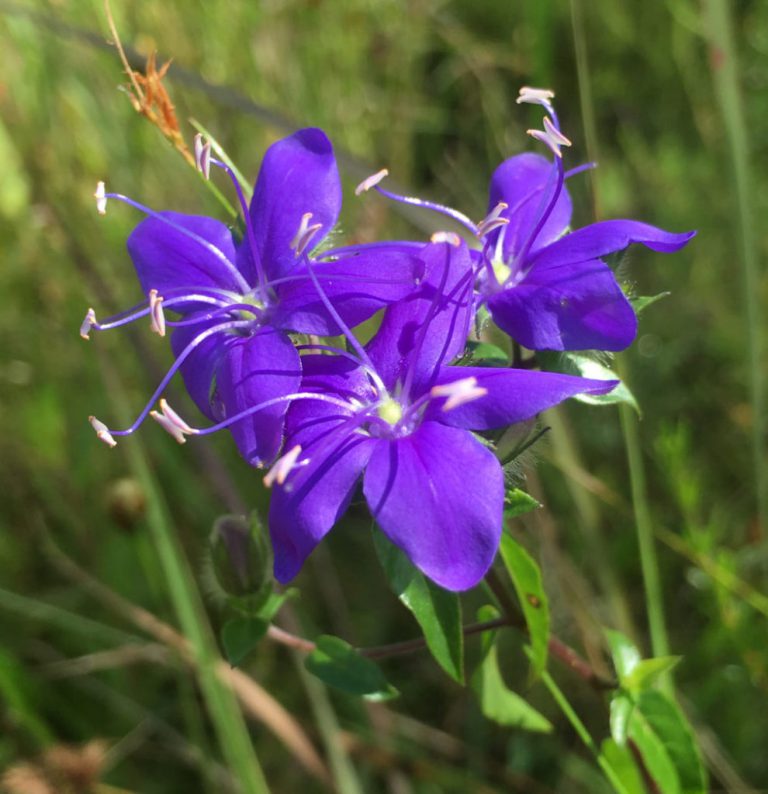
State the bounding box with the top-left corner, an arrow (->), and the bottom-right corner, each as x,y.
209,513 -> 273,605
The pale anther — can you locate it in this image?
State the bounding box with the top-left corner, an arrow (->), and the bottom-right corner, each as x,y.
263,444 -> 306,488
430,377 -> 488,412
542,116 -> 571,147
89,416 -> 117,447
477,201 -> 510,238
150,410 -> 189,444
80,308 -> 97,340
291,212 -> 323,256
430,231 -> 462,247
157,398 -> 197,435
527,117 -> 572,158
516,86 -> 555,107
355,168 -> 389,196
94,181 -> 107,215
194,134 -> 212,180
149,289 -> 166,337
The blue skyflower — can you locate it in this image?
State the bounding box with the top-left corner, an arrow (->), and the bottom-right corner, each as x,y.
263,238 -> 617,591
356,87 -> 695,352
84,129 -> 419,465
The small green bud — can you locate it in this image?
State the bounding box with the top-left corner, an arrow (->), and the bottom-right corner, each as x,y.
209,513 -> 273,607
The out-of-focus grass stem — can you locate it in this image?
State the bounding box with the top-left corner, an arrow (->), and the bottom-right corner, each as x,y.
100,354 -> 270,794
570,0 -> 672,675
703,0 -> 766,545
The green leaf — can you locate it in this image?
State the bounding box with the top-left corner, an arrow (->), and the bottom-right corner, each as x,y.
305,635 -> 399,701
538,352 -> 639,413
634,690 -> 707,794
504,488 -> 542,520
373,533 -> 464,683
627,697 -> 681,794
630,292 -> 671,314
605,629 -> 642,682
221,616 -> 268,667
462,341 -> 509,367
471,638 -> 552,733
624,656 -> 682,693
600,740 -> 647,794
610,692 -> 634,747
498,533 -> 549,677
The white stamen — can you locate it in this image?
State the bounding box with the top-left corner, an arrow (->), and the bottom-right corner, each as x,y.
430,377 -> 488,412
476,201 -> 510,238
94,181 -> 107,215
149,289 -> 166,337
527,116 -> 572,158
157,398 -> 197,435
89,416 -> 117,447
355,168 -> 389,196
150,410 -> 188,444
194,134 -> 211,180
517,86 -> 555,107
80,308 -> 97,340
430,231 -> 462,247
290,212 -> 323,256
263,444 -> 306,488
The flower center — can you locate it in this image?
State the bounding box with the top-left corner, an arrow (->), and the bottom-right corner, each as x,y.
492,257 -> 512,286
377,398 -> 403,426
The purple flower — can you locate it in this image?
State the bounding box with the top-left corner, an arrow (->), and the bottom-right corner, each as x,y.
85,129 -> 418,464
265,239 -> 618,591
358,88 -> 695,353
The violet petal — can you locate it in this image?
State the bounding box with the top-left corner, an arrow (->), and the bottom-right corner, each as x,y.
242,128 -> 342,283
429,366 -> 617,429
488,258 -> 638,351
363,422 -> 504,591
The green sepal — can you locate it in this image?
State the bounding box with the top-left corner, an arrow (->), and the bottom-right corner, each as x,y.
504,488 -> 541,520
631,292 -> 671,314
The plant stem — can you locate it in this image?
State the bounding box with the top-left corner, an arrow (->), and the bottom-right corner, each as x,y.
541,670 -> 630,794
618,387 -> 671,670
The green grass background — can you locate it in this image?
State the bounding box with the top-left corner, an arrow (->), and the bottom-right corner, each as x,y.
0,0 -> 766,791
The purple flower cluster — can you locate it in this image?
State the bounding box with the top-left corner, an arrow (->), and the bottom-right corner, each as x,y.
85,89 -> 693,591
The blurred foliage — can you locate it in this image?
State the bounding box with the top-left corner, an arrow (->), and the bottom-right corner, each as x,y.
0,0 -> 766,791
